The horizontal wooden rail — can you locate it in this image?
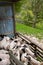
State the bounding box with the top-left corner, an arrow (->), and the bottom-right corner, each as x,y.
17,32 -> 43,51
16,32 -> 43,61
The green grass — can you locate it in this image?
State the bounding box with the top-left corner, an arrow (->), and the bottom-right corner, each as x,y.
36,22 -> 43,30
16,22 -> 43,39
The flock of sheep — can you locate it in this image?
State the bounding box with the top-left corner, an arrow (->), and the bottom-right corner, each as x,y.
0,36 -> 43,65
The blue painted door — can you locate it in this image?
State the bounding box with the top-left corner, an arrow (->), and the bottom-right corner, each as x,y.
0,6 -> 14,37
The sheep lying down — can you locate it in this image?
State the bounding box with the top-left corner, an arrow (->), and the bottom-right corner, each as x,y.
0,53 -> 10,65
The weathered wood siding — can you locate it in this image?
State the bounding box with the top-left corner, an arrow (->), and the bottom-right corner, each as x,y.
0,5 -> 14,37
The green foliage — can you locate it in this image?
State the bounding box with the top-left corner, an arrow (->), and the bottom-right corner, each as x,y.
15,0 -> 25,12
31,0 -> 43,27
15,0 -> 43,29
36,21 -> 43,30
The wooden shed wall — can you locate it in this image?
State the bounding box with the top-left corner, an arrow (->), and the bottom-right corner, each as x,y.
0,3 -> 15,38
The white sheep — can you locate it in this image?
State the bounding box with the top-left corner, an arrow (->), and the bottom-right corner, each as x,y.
0,59 -> 10,65
0,54 -> 10,59
0,36 -> 10,49
19,44 -> 34,57
0,53 -> 10,65
21,53 -> 28,65
13,48 -> 20,60
9,41 -> 17,50
9,38 -> 22,50
16,50 -> 20,60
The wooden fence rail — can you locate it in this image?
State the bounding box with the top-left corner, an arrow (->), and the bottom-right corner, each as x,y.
16,32 -> 43,61
9,32 -> 43,65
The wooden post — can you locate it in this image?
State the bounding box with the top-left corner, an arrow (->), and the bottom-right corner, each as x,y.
12,3 -> 16,37
9,51 -> 24,65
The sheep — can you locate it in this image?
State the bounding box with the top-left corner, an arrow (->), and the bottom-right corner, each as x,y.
0,59 -> 10,65
0,53 -> 10,65
0,37 -> 6,48
14,38 -> 23,47
0,36 -> 10,49
20,53 -> 30,65
16,50 -> 20,60
25,55 -> 43,65
12,48 -> 20,60
9,37 -> 22,50
10,41 -> 21,60
0,54 -> 10,59
19,44 -> 34,58
9,41 -> 17,50
19,46 -> 32,63
19,45 -> 34,64
0,36 -> 42,65
21,53 -> 27,62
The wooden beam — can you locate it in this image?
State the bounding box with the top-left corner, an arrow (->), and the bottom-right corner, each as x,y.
0,0 -> 20,2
